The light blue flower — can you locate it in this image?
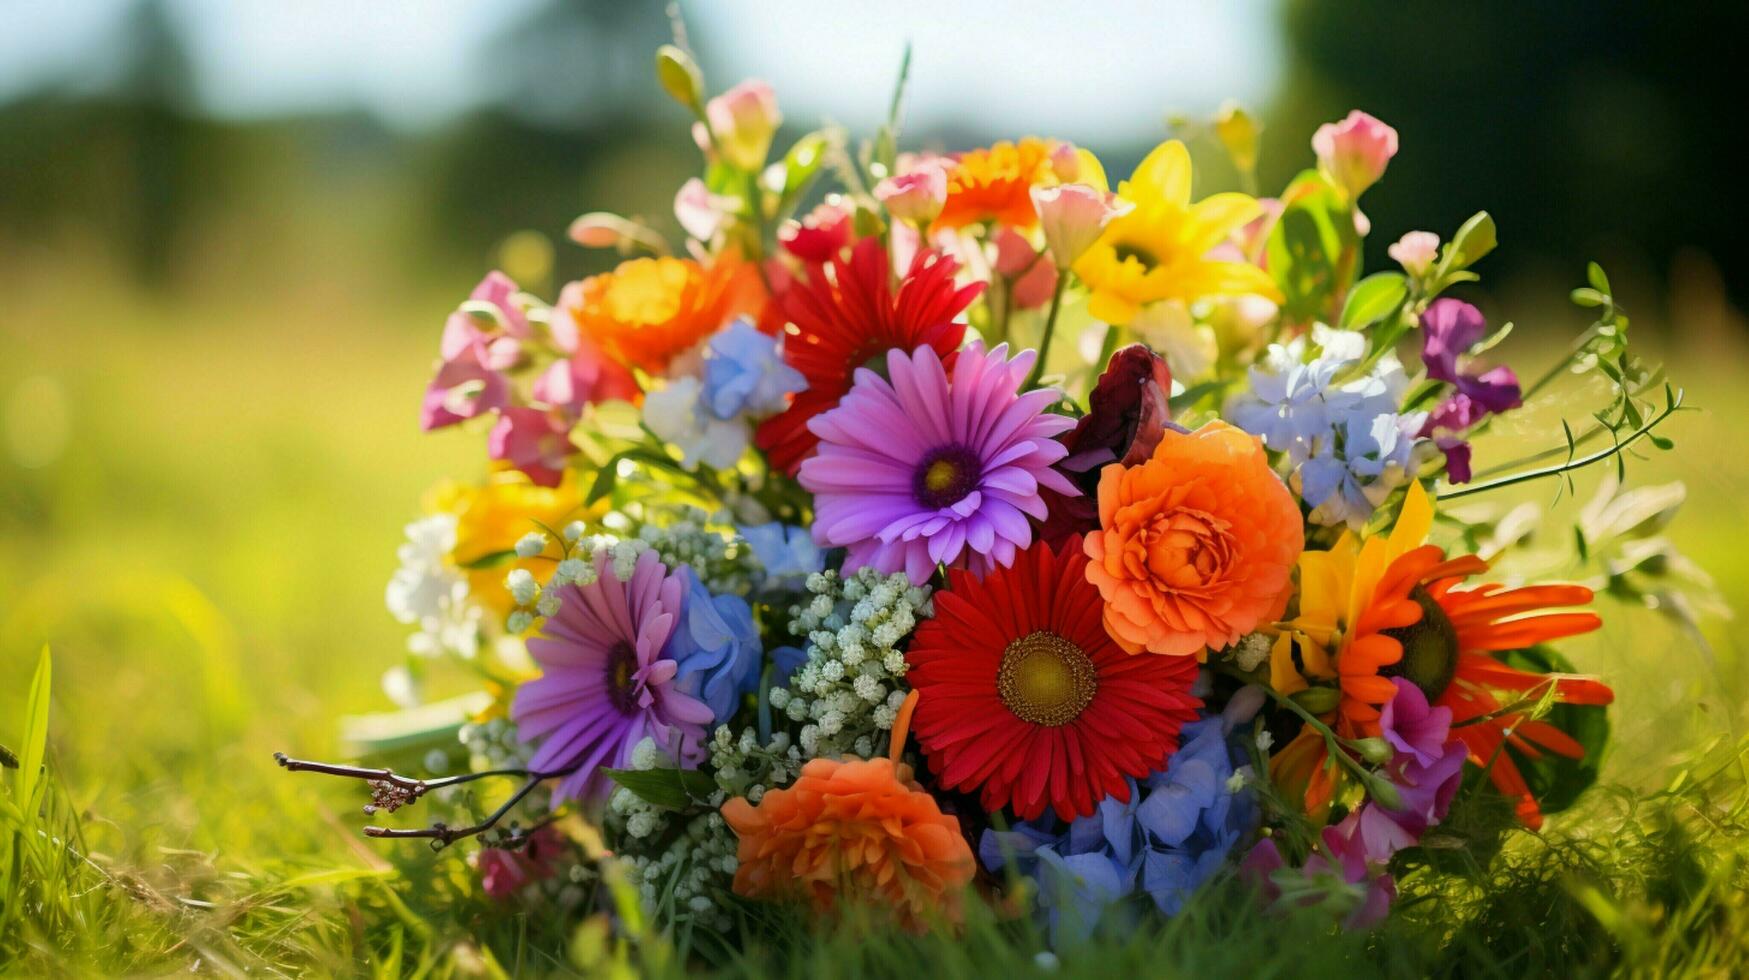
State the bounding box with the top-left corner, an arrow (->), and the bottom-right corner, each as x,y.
739,522 -> 824,593
669,566 -> 764,724
1299,409 -> 1428,530
979,696 -> 1262,943
1227,326 -> 1372,463
701,318 -> 806,421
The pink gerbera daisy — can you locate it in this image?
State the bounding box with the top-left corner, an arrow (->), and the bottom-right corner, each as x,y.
799,343 -> 1077,584
511,550 -> 714,803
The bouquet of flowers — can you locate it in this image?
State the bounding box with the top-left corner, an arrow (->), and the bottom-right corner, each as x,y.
279,39 -> 1701,948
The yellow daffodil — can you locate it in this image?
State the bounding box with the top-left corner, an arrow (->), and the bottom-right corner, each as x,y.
429,467 -> 598,618
1073,140 -> 1281,325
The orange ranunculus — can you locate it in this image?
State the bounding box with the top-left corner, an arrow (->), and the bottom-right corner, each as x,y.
558,251 -> 760,374
934,138 -> 1057,230
720,756 -> 975,932
1083,420 -> 1303,656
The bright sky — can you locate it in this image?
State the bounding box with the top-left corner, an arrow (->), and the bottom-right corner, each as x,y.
0,0 -> 1283,139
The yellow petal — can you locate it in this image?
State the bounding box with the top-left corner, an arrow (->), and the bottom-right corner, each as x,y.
1167,259 -> 1283,304
1182,192 -> 1264,253
1269,633 -> 1308,694
1076,148 -> 1110,192
1386,481 -> 1435,562
1128,140 -> 1192,210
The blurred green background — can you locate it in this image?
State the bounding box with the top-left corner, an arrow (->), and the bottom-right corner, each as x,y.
2,0 -> 1746,971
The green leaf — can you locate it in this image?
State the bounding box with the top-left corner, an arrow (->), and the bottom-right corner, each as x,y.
1266,179 -> 1349,321
1338,272 -> 1407,330
456,548 -> 517,571
1494,646 -> 1611,817
654,45 -> 704,113
1442,211 -> 1497,273
780,131 -> 830,200
1587,261 -> 1612,296
586,458 -> 620,505
602,767 -> 717,811
16,646 -> 51,810
1570,287 -> 1606,308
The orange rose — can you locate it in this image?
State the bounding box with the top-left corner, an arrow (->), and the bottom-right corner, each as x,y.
1083,420 -> 1303,655
558,251 -> 761,374
720,756 -> 974,932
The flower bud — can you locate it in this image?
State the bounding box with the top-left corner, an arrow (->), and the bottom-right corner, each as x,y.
1048,141 -> 1082,183
1312,110 -> 1398,200
1290,685 -> 1341,714
655,45 -> 704,112
1388,230 -> 1440,277
1366,777 -> 1404,812
1350,737 -> 1395,765
706,79 -> 781,171
1030,183 -> 1132,269
1214,101 -> 1261,175
874,165 -> 947,225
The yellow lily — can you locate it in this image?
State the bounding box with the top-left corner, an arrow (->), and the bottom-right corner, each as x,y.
1073,140 -> 1281,325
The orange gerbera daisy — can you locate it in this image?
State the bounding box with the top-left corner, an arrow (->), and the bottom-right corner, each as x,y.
934,137 -> 1057,230
1083,420 -> 1303,656
720,753 -> 975,932
1278,483 -> 1611,827
558,251 -> 760,373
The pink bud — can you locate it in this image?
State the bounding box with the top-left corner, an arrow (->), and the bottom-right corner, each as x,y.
674,178 -> 729,241
706,79 -> 781,170
568,213 -> 628,249
1029,183 -> 1133,268
1312,110 -> 1398,199
1048,142 -> 1082,183
875,165 -> 947,225
1388,230 -> 1440,277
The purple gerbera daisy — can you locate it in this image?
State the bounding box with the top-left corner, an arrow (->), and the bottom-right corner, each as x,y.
510,549 -> 714,803
799,342 -> 1078,584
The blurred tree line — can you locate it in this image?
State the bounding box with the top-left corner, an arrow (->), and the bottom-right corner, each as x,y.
1,0 -> 1742,315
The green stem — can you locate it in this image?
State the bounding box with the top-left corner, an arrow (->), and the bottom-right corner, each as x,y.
1257,684 -> 1376,788
1023,271 -> 1069,390
1437,388 -> 1684,501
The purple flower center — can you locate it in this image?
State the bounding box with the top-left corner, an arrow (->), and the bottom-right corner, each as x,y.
605,641 -> 640,714
912,444 -> 982,509
1380,587 -> 1459,701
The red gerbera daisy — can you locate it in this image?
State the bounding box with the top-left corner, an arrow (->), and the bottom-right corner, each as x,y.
755,237 -> 981,474
904,536 -> 1203,821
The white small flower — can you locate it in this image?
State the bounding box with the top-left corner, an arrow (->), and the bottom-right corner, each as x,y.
554,557 -> 587,584
535,590 -> 563,618
1225,769 -> 1249,793
514,531 -> 547,558
507,610 -> 534,633
423,748 -> 450,774
562,520 -> 586,542
1233,632 -> 1273,672
505,568 -> 538,606
1256,728 -> 1275,753
626,810 -> 657,839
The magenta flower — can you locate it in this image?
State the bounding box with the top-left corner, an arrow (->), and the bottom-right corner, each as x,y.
488,407 -> 575,488
799,342 -> 1078,584
1379,677 -> 1452,768
475,825 -> 564,900
1418,299 -> 1523,483
512,550 -> 714,804
1312,110 -> 1398,200
420,271 -> 529,431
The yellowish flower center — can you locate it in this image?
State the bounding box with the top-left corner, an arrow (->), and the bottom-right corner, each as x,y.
603,258 -> 689,325
998,631 -> 1098,727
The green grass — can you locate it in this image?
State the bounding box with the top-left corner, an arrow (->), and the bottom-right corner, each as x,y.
3,259 -> 1749,976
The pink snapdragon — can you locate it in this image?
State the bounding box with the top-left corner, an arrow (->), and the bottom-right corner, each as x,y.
707,80 -> 781,170
1389,231 -> 1441,277
875,164 -> 948,225
1312,110 -> 1398,199
489,407 -> 575,487
1030,183 -> 1132,269
420,272 -> 528,431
